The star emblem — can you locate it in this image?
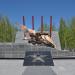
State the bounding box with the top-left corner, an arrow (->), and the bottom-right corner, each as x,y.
27,53 -> 48,63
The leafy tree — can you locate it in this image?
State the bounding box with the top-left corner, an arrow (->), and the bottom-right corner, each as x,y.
59,18 -> 67,50
38,24 -> 57,31
0,16 -> 16,42
52,24 -> 57,31
68,17 -> 75,50
59,17 -> 75,51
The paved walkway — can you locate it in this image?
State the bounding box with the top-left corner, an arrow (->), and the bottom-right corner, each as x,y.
0,59 -> 75,75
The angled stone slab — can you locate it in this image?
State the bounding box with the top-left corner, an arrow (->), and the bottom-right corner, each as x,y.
22,67 -> 56,75
23,51 -> 54,66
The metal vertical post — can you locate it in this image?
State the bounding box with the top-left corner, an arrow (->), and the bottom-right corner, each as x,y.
23,16 -> 25,25
41,16 -> 43,33
32,16 -> 34,30
50,16 -> 52,37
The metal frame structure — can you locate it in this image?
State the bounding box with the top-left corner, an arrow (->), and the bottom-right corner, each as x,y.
22,16 -> 55,48
22,16 -> 52,37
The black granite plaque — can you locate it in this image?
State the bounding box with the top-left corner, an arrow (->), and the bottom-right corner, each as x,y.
23,51 -> 54,66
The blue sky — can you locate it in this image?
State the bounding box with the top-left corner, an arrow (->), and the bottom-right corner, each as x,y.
0,0 -> 75,30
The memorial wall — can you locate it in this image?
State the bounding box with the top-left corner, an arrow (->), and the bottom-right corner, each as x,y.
0,43 -> 75,58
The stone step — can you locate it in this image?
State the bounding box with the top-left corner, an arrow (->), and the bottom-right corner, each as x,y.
0,43 -> 75,58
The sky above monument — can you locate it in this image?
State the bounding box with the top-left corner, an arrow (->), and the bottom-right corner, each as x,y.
0,0 -> 75,30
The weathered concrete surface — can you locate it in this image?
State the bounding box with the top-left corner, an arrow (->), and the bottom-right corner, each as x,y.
0,60 -> 26,75
22,66 -> 56,75
52,31 -> 61,50
0,43 -> 75,58
0,59 -> 75,75
15,31 -> 25,43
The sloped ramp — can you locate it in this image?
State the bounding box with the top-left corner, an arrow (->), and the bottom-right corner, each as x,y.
15,31 -> 28,43
23,51 -> 54,66
52,31 -> 61,50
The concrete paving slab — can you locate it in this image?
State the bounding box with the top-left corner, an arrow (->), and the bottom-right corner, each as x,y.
0,60 -> 26,75
0,60 -> 75,75
22,66 -> 56,75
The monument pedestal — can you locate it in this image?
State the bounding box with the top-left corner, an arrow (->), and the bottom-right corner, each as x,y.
23,51 -> 54,66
